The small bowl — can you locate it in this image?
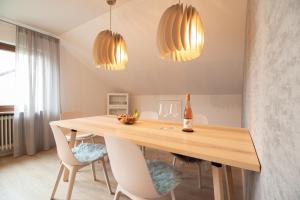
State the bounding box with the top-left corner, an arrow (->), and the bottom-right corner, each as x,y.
117,115 -> 137,125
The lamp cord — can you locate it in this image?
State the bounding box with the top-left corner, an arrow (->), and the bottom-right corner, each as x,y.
110,5 -> 112,31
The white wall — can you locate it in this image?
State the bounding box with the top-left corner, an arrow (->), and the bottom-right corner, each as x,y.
0,21 -> 108,115
0,21 -> 16,44
60,41 -> 111,115
0,5 -> 245,126
131,94 -> 242,127
58,0 -> 246,125
60,0 -> 247,95
243,0 -> 300,199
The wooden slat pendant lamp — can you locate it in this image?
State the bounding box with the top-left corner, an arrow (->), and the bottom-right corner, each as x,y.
93,0 -> 128,70
157,1 -> 204,62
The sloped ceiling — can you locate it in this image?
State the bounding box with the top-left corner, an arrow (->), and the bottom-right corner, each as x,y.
61,0 -> 247,95
0,0 -> 248,95
0,0 -> 130,34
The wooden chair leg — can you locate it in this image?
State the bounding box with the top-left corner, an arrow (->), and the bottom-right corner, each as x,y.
91,136 -> 95,144
212,163 -> 225,200
224,165 -> 234,200
66,166 -> 77,200
140,146 -> 146,156
51,163 -> 64,199
63,130 -> 77,182
142,146 -> 146,156
63,165 -> 69,182
113,185 -> 122,200
92,162 -> 97,181
172,157 -> 177,167
196,162 -> 202,189
75,140 -> 81,146
171,189 -> 176,200
101,157 -> 113,194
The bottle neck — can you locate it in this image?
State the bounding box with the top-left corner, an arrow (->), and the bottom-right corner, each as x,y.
186,94 -> 191,107
186,100 -> 191,107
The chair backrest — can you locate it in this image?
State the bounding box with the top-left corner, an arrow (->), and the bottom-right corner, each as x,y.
194,114 -> 208,125
60,112 -> 86,135
50,124 -> 81,166
139,111 -> 159,120
104,135 -> 160,198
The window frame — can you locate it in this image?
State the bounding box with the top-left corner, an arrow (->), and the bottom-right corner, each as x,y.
0,42 -> 16,112
0,42 -> 15,52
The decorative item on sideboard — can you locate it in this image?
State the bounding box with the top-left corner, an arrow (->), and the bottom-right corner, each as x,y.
107,93 -> 129,115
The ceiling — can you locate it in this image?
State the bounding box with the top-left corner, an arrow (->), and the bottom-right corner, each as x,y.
0,0 -> 130,34
61,0 -> 247,94
0,0 -> 248,95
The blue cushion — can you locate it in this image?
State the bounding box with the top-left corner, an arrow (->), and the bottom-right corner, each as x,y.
147,160 -> 181,195
72,143 -> 107,163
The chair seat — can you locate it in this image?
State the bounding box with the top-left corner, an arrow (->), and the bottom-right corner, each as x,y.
147,160 -> 181,195
66,132 -> 94,141
72,143 -> 107,163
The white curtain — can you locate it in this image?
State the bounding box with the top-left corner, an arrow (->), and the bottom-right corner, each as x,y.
13,26 -> 60,156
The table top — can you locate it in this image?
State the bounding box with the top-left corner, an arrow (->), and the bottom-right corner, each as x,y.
50,115 -> 260,172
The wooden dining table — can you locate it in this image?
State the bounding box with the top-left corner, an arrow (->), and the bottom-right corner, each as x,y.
50,115 -> 260,200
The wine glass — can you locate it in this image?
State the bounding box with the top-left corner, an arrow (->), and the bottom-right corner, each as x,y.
159,102 -> 170,119
159,101 -> 177,130
169,102 -> 180,119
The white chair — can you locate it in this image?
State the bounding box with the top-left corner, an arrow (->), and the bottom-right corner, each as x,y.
50,124 -> 112,200
193,114 -> 208,125
139,111 -> 159,155
60,112 -> 95,145
104,135 -> 181,200
172,114 -> 208,189
139,111 -> 159,120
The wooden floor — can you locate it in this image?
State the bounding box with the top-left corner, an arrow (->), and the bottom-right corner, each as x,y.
0,145 -> 243,200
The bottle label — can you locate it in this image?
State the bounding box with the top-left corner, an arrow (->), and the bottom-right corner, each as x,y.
183,119 -> 193,129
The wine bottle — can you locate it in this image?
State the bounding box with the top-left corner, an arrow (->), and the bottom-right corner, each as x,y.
182,94 -> 193,132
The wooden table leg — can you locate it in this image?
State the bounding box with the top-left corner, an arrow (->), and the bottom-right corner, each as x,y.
224,165 -> 234,200
212,162 -> 225,200
241,169 -> 247,200
63,129 -> 77,182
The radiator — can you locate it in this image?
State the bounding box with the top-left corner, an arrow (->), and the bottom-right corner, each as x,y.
0,113 -> 13,155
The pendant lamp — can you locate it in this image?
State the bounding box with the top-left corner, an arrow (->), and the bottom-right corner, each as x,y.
93,0 -> 128,70
157,1 -> 204,62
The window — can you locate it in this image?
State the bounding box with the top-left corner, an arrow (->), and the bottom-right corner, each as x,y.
0,42 -> 15,112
